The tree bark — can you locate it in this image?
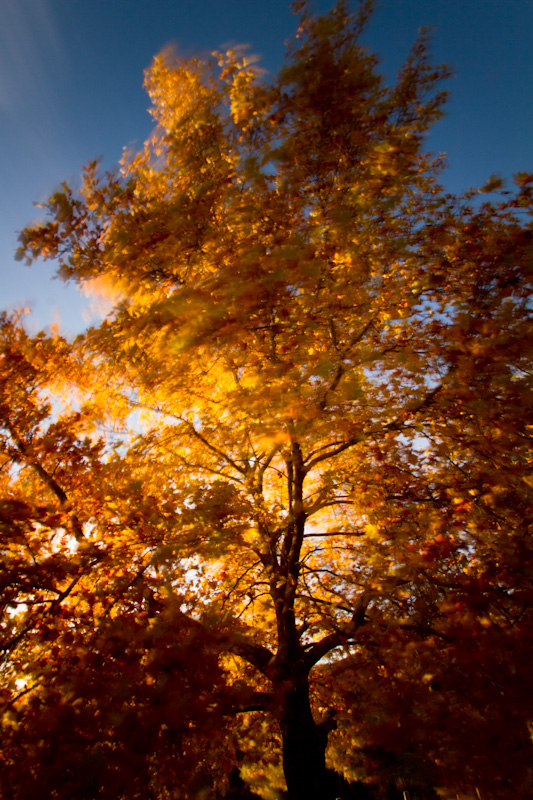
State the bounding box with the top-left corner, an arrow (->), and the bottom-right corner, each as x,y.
276,673 -> 373,800
278,678 -> 337,800
273,441 -> 372,799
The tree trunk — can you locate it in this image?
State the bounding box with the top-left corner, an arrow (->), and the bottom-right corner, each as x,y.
276,678 -> 371,800
278,680 -> 337,800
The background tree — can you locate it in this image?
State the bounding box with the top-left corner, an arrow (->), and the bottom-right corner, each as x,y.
7,1 -> 533,797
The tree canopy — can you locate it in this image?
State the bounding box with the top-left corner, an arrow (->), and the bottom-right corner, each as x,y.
4,2 -> 533,798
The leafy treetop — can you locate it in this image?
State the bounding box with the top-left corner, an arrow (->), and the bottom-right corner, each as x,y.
7,2 -> 533,798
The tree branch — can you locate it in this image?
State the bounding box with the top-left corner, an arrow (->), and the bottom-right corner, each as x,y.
305,382 -> 446,471
6,423 -> 85,541
303,595 -> 370,670
179,417 -> 248,476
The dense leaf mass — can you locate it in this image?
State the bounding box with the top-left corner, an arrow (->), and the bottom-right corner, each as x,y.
5,2 -> 533,798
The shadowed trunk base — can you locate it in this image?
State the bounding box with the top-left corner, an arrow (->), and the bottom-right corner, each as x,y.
279,684 -> 372,800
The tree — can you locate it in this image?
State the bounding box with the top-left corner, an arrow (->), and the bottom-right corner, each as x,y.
6,1 -> 533,797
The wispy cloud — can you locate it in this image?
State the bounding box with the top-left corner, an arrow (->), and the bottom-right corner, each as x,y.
0,1 -> 80,330
0,0 -> 65,119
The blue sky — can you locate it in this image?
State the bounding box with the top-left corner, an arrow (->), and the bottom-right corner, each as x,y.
1,0 -> 531,334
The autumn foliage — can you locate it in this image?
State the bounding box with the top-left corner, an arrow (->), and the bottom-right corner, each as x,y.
3,1 -> 533,798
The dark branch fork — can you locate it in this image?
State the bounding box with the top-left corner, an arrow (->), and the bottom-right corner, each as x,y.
5,421 -> 85,542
